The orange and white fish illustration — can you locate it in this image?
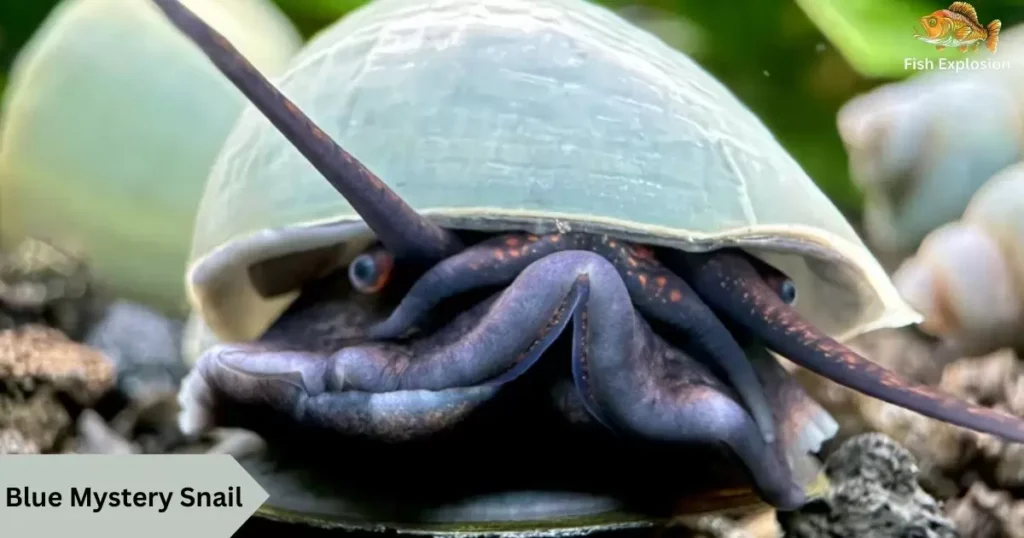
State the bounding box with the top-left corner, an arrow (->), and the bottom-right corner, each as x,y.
914,2 -> 1000,53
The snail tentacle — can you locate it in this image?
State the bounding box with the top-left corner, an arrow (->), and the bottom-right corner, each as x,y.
149,0 -> 463,266
369,233 -> 777,443
181,250 -> 827,508
672,248 -> 1024,444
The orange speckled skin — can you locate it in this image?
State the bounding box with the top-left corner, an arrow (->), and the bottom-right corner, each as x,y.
155,0 -> 1024,519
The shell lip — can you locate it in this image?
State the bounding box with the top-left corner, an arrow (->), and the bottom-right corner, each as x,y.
253,504 -> 661,537
231,443 -> 770,536
187,207 -> 921,344
239,458 -> 767,536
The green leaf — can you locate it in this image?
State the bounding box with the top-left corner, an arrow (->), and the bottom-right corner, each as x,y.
271,0 -> 368,36
793,0 -> 1004,79
272,0 -> 366,20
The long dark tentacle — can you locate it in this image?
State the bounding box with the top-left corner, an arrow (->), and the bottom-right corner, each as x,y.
149,0 -> 463,266
670,248 -> 1024,444
367,233 -> 778,443
511,251 -> 806,509
181,251 -> 814,508
366,234 -> 559,339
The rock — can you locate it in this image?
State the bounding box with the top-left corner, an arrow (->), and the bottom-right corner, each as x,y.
670,506 -> 779,538
677,514 -> 755,538
792,330 -> 1024,492
85,301 -> 187,401
73,409 -> 138,454
0,325 -> 116,451
109,393 -> 187,454
734,509 -> 781,538
203,428 -> 266,458
0,387 -> 71,451
0,238 -> 106,340
778,433 -> 958,538
935,351 -> 1024,490
788,327 -> 1024,536
0,325 -> 116,404
945,482 -> 1024,538
0,428 -> 41,454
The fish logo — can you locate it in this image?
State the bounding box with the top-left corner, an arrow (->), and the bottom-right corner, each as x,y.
914,2 -> 1000,53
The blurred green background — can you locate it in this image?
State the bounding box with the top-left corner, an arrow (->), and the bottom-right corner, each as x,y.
1,0 -> 1022,219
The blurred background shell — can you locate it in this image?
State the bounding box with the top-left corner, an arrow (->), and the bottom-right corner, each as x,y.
893,161 -> 1024,358
0,0 -> 303,317
836,25 -> 1024,264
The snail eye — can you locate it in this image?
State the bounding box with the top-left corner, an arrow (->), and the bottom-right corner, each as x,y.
348,248 -> 394,294
778,279 -> 797,305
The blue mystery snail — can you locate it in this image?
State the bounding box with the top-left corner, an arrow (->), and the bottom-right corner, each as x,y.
148,0 -> 1024,532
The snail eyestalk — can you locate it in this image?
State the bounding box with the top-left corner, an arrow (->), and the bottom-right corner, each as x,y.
349,247 -> 394,294
671,249 -> 1024,444
148,0 -> 464,266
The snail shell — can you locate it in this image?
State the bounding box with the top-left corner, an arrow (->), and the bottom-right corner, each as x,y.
0,0 -> 302,314
893,162 -> 1024,357
837,25 -> 1024,262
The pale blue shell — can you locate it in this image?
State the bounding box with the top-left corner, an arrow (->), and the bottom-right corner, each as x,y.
0,0 -> 302,315
187,0 -> 918,343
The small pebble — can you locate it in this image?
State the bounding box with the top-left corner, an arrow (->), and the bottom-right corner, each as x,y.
0,428 -> 41,454
0,324 -> 116,452
85,300 -> 187,402
74,409 -> 138,454
778,433 -> 958,538
204,428 -> 267,458
0,388 -> 72,451
681,514 -> 754,538
799,329 -> 1024,535
0,324 -> 116,405
946,482 -> 1024,538
0,238 -> 105,340
109,393 -> 187,454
